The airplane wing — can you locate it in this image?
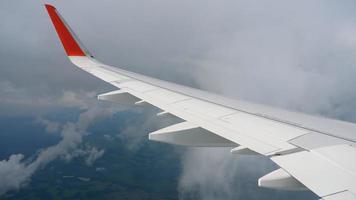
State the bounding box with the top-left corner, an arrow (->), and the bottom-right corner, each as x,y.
45,4 -> 356,199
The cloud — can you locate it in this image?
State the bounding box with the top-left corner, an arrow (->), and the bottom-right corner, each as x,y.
84,147 -> 105,166
184,1 -> 356,120
36,118 -> 61,134
179,148 -> 240,200
0,81 -> 103,116
117,108 -> 183,151
0,102 -> 121,196
63,145 -> 105,166
0,154 -> 31,196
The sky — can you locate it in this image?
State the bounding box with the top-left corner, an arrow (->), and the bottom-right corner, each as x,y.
1,0 -> 356,199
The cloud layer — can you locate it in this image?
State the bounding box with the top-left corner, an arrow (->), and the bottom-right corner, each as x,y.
0,99 -> 120,195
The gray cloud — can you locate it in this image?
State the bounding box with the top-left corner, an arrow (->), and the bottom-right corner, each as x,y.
37,118 -> 61,134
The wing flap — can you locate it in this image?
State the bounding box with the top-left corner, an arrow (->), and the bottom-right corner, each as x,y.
148,121 -> 235,147
258,168 -> 306,191
272,145 -> 356,198
98,89 -> 140,105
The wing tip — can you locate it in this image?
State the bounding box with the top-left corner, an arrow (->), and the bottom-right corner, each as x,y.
45,3 -> 87,57
44,4 -> 56,10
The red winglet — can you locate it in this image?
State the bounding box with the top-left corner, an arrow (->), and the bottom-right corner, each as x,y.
45,4 -> 86,56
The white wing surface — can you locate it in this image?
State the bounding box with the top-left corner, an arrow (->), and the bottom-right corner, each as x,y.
45,4 -> 356,199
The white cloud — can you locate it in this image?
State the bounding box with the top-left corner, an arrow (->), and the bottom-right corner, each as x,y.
84,147 -> 105,166
179,148 -> 240,200
0,102 -> 121,196
0,154 -> 31,195
63,146 -> 105,166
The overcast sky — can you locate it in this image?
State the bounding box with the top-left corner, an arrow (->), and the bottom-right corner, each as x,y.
1,0 -> 356,199
2,0 -> 356,120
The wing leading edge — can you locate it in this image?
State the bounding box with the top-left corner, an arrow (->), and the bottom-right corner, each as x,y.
45,4 -> 356,199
